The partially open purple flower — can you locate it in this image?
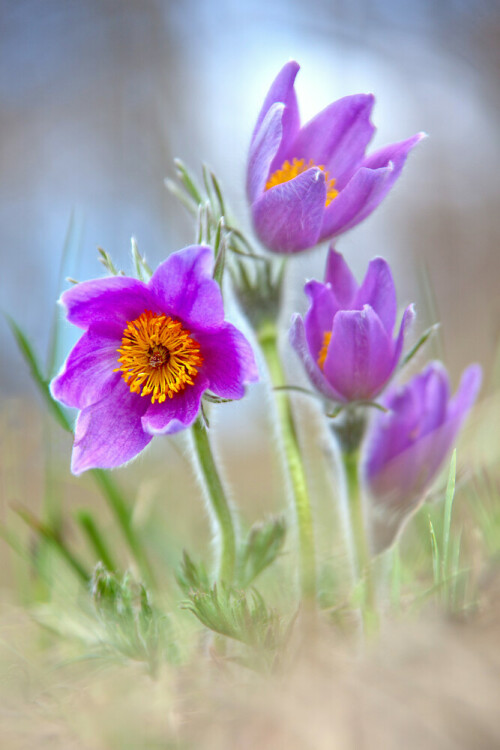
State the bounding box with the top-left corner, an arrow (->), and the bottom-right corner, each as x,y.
364,361 -> 481,551
247,61 -> 424,254
51,245 -> 258,475
290,249 -> 414,402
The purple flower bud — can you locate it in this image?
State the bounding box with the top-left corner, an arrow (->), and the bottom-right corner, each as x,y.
364,361 -> 482,551
290,248 -> 414,402
247,61 -> 425,254
50,245 -> 258,474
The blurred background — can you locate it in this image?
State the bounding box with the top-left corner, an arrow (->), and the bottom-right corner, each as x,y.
0,5 -> 499,745
1,0 -> 499,397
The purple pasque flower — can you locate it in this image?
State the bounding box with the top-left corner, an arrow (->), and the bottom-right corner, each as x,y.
290,248 -> 414,402
51,245 -> 258,475
247,61 -> 424,254
364,361 -> 481,551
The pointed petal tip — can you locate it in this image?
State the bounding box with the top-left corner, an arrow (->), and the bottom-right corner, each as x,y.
70,451 -> 89,476
459,362 -> 483,396
285,59 -> 300,73
406,302 -> 417,322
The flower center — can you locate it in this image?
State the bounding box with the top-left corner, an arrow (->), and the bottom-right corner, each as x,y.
318,331 -> 332,370
116,311 -> 203,404
265,158 -> 339,206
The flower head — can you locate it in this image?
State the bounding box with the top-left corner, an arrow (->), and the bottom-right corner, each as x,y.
290,248 -> 414,402
247,61 -> 424,253
51,245 -> 258,474
364,361 -> 481,550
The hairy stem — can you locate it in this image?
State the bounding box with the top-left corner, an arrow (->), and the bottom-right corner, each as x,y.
258,322 -> 316,601
342,449 -> 378,634
192,417 -> 237,584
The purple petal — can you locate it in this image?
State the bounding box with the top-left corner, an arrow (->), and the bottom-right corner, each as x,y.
50,329 -> 121,410
142,376 -> 209,435
286,94 -> 375,188
61,277 -> 152,333
289,314 -> 343,401
251,61 -> 300,165
354,257 -> 397,334
197,323 -> 259,399
419,363 -> 451,435
364,380 -> 421,485
324,306 -> 394,400
362,132 -> 426,171
365,361 -> 481,520
324,248 -> 359,306
319,164 -> 394,239
303,280 -> 339,359
252,168 -> 326,253
391,304 -> 416,368
71,381 -> 151,474
448,364 -> 482,423
247,103 -> 285,203
148,245 -> 224,330
320,133 -> 424,239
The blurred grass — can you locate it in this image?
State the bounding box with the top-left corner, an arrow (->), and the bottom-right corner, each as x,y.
0,374 -> 499,746
1,222 -> 500,747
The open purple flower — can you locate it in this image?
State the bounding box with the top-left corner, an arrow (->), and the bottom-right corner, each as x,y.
364,361 -> 481,551
51,245 -> 258,475
247,61 -> 424,253
290,248 -> 414,402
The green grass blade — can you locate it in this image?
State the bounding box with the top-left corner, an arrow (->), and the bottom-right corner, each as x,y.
46,211 -> 82,378
14,506 -> 90,584
76,510 -> 118,572
173,159 -> 203,204
211,171 -> 226,217
428,517 -> 440,588
6,315 -> 72,433
442,450 -> 456,580
91,470 -> 156,589
450,528 -> 463,610
401,323 -> 440,368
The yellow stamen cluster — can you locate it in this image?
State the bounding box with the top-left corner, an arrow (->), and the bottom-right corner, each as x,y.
265,158 -> 339,206
317,331 -> 332,371
116,311 -> 203,404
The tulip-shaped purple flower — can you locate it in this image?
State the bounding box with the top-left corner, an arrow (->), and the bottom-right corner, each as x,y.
247,61 -> 425,253
51,245 -> 258,474
290,249 -> 414,402
364,361 -> 481,551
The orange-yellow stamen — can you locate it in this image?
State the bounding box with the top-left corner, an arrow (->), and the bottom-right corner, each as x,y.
265,158 -> 339,206
116,311 -> 203,404
317,331 -> 332,371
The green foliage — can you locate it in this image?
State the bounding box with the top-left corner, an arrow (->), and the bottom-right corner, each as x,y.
98,246 -> 122,275
131,237 -> 153,281
6,315 -> 72,433
166,159 -> 267,264
92,563 -> 179,671
183,581 -> 288,653
7,313 -> 156,588
237,516 -> 286,587
401,323 -> 440,369
176,551 -> 211,595
230,256 -> 286,331
13,504 -> 90,584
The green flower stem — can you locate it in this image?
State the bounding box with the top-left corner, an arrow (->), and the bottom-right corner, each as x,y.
192,417 -> 237,584
342,449 -> 378,634
258,322 -> 316,601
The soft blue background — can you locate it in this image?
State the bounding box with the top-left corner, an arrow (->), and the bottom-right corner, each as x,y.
1,0 -> 499,395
